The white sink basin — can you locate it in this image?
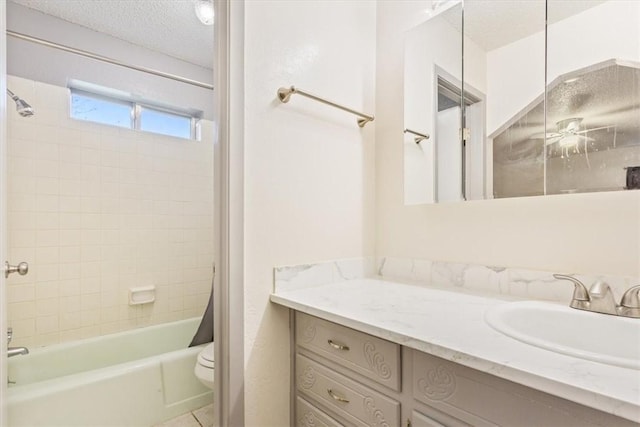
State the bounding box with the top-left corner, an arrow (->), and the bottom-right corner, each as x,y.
485,301 -> 640,370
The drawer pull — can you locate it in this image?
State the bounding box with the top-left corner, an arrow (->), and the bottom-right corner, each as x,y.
327,339 -> 350,351
327,388 -> 350,403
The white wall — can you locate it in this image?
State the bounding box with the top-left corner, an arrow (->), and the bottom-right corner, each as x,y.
6,76 -> 214,348
547,0 -> 640,84
486,31 -> 545,135
241,0 -> 376,424
377,1 -> 640,279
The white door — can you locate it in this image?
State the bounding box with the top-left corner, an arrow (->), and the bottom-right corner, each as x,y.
436,106 -> 463,202
465,102 -> 485,200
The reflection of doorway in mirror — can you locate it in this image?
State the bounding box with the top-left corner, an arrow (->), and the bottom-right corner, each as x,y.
434,74 -> 485,202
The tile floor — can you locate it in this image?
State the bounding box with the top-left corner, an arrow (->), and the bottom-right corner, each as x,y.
153,404 -> 214,427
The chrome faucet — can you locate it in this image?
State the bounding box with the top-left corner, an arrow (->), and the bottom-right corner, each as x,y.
7,347 -> 29,357
554,274 -> 640,318
6,327 -> 29,358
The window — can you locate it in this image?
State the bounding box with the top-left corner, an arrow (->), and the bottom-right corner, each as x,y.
70,89 -> 199,140
71,91 -> 132,129
139,106 -> 193,139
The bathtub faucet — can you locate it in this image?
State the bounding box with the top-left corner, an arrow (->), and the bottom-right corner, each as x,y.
8,347 -> 29,357
7,327 -> 29,357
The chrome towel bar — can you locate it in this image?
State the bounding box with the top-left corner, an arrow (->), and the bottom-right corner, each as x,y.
277,86 -> 374,128
404,128 -> 430,144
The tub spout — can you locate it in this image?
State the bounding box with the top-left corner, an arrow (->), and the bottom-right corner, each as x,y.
8,346 -> 29,357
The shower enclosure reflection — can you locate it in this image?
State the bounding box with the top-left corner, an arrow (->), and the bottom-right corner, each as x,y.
5,0 -> 215,425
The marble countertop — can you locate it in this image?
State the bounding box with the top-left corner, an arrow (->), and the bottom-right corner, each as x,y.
270,278 -> 640,422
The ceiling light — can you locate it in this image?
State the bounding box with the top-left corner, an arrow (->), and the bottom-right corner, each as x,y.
556,117 -> 582,134
195,0 -> 214,26
558,134 -> 581,148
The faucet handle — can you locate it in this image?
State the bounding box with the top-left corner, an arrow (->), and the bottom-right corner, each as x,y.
619,285 -> 640,318
620,285 -> 640,308
553,274 -> 590,301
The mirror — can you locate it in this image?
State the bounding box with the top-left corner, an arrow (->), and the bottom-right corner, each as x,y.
404,0 -> 640,204
543,0 -> 640,195
403,2 -> 462,205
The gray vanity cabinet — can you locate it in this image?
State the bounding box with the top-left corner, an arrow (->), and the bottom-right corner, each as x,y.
292,312 -> 638,427
295,312 -> 402,426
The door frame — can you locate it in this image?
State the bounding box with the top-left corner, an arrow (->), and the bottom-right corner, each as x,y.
0,1 -> 245,425
1,1 -> 8,424
213,1 -> 245,426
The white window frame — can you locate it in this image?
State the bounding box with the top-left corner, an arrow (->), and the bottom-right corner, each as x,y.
70,88 -> 200,140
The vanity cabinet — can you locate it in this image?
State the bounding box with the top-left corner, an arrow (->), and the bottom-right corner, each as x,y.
292,311 -> 638,427
295,312 -> 402,426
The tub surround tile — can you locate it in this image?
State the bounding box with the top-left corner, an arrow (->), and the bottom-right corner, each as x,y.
270,279 -> 640,423
6,76 -> 214,348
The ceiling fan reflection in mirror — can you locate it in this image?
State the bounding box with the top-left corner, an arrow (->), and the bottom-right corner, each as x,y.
531,117 -> 616,158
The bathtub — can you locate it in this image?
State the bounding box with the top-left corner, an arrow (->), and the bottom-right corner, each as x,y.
7,318 -> 213,427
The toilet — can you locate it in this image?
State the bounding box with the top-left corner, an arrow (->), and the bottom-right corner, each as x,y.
194,342 -> 214,389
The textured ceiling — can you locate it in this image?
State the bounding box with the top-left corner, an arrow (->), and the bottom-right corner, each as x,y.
443,0 -> 607,51
9,0 -> 214,69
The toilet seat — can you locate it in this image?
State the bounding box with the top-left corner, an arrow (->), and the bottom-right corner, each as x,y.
194,342 -> 215,390
197,343 -> 214,368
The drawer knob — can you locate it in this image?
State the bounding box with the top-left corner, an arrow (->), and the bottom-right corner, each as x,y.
327,388 -> 350,403
327,339 -> 350,351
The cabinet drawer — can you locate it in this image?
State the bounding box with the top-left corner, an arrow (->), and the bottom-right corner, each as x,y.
296,312 -> 401,391
412,350 -> 637,427
296,397 -> 344,427
296,354 -> 400,427
411,410 -> 446,427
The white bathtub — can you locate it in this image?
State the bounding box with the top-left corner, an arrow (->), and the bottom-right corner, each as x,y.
7,318 -> 213,427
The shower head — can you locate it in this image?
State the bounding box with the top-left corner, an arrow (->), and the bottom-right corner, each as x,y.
6,88 -> 34,117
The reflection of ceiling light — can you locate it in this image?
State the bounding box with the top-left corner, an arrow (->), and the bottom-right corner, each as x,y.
557,117 -> 582,134
195,0 -> 214,26
563,77 -> 580,84
558,134 -> 580,147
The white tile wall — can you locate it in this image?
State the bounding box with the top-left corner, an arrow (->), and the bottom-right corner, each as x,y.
6,76 -> 215,348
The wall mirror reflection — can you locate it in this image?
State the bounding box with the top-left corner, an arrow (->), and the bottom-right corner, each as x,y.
403,0 -> 640,204
403,1 -> 462,205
